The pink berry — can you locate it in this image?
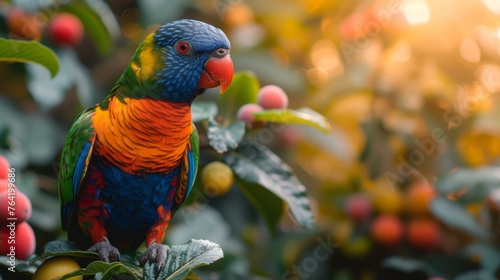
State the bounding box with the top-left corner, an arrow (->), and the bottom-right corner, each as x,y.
237,104 -> 263,123
345,194 -> 372,222
257,85 -> 289,109
0,222 -> 36,259
0,191 -> 32,222
0,155 -> 10,180
49,13 -> 84,46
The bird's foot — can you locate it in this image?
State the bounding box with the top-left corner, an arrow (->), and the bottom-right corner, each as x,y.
140,241 -> 169,273
88,239 -> 120,263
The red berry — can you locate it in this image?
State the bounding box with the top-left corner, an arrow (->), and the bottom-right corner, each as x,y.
237,103 -> 264,123
0,155 -> 10,180
0,179 -> 9,194
406,219 -> 440,250
48,13 -> 84,46
257,85 -> 289,109
0,191 -> 32,222
370,215 -> 404,246
0,222 -> 36,259
345,194 -> 372,222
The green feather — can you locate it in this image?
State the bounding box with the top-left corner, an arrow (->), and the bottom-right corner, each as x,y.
58,107 -> 96,230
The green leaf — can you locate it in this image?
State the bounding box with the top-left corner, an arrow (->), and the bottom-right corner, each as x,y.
207,117 -> 245,153
382,256 -> 442,276
58,261 -> 138,280
434,167 -> 500,203
430,197 -> 489,239
27,49 -> 96,109
148,239 -> 223,280
0,126 -> 10,148
192,101 -> 218,123
225,143 -> 315,229
235,180 -> 284,231
253,108 -> 332,133
217,71 -> 260,124
36,240 -> 99,261
60,0 -> 119,55
0,38 -> 59,77
168,205 -> 244,257
463,243 -> 500,272
185,272 -> 201,280
455,270 -> 497,280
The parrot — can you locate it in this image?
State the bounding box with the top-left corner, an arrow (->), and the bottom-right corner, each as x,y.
57,19 -> 233,271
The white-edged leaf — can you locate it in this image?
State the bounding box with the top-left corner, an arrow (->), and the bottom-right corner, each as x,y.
147,239 -> 223,280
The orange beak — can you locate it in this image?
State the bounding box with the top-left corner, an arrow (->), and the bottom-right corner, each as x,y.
198,54 -> 234,93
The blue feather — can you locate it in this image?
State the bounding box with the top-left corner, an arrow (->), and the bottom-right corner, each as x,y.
73,142 -> 92,196
152,19 -> 231,103
186,150 -> 196,197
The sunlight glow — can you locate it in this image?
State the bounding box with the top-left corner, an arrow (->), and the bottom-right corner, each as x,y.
310,40 -> 341,72
402,0 -> 430,26
482,0 -> 500,15
459,38 -> 481,63
390,41 -> 412,63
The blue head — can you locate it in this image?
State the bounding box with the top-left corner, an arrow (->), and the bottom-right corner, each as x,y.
152,19 -> 233,103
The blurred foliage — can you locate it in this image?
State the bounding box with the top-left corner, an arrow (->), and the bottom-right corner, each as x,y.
1,0 -> 500,279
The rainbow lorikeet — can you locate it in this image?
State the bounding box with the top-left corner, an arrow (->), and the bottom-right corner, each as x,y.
58,19 -> 233,269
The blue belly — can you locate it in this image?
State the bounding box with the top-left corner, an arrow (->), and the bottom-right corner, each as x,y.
94,157 -> 179,249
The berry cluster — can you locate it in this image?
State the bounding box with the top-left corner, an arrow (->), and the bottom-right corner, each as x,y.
340,181 -> 440,257
6,8 -> 84,47
0,155 -> 35,260
237,85 -> 289,123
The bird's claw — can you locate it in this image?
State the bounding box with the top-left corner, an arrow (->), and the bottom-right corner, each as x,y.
140,241 -> 169,274
88,239 -> 120,263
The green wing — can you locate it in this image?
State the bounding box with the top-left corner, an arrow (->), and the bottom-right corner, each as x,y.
172,123 -> 200,212
58,106 -> 97,231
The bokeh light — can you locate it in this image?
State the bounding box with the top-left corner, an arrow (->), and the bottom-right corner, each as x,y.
402,0 -> 430,25
482,0 -> 500,14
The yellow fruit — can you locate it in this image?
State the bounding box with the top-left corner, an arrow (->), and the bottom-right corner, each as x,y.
33,257 -> 82,280
331,219 -> 354,244
341,236 -> 372,258
201,161 -> 234,196
371,187 -> 403,215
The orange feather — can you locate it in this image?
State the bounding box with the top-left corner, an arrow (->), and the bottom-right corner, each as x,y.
92,97 -> 192,174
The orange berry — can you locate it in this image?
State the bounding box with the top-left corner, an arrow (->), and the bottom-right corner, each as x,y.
370,215 -> 404,246
405,181 -> 436,216
6,8 -> 43,40
406,219 -> 440,250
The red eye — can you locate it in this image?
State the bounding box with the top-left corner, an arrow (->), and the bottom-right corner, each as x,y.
176,41 -> 190,54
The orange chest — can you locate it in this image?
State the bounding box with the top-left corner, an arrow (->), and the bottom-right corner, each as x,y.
92,97 -> 192,174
